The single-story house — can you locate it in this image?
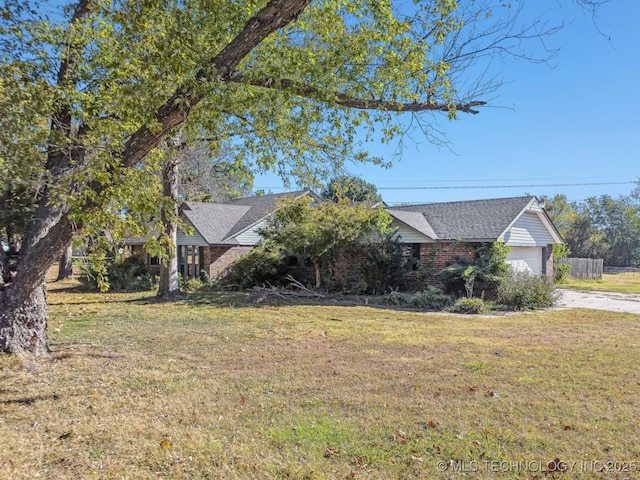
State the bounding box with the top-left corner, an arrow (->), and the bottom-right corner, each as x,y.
126,193 -> 563,283
126,190 -> 318,280
385,195 -> 563,277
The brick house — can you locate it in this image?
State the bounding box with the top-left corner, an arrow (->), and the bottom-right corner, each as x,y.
385,196 -> 563,281
125,191 -> 317,281
127,193 -> 562,285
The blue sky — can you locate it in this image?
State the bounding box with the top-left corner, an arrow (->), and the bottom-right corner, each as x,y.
253,0 -> 639,205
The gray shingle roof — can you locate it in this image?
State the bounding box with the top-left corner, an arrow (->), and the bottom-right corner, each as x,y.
389,196 -> 535,240
226,190 -> 313,238
181,190 -> 314,244
182,202 -> 251,244
387,210 -> 437,240
181,193 -> 538,246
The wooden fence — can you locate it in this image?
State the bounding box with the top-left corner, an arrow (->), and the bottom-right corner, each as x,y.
558,258 -> 603,280
604,266 -> 640,275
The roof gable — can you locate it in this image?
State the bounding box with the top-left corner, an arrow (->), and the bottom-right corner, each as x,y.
180,190 -> 318,245
389,196 -> 538,241
388,210 -> 437,240
225,190 -> 316,239
181,202 -> 251,244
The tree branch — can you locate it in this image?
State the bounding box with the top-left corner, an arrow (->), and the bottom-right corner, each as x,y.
227,73 -> 486,114
121,0 -> 312,168
46,0 -> 91,173
19,0 -> 90,269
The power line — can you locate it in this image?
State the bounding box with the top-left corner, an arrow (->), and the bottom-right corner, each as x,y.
370,177 -> 604,184
376,181 -> 635,190
254,181 -> 636,191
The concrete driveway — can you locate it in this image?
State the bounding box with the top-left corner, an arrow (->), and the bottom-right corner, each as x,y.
556,289 -> 640,314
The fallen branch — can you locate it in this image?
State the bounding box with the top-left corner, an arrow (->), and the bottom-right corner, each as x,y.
284,275 -> 325,297
250,276 -> 325,300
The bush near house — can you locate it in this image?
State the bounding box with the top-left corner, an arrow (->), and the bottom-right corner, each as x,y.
79,255 -> 158,292
447,297 -> 488,314
218,237 -> 559,313
497,271 -> 558,310
329,235 -> 414,295
258,196 -> 392,288
386,286 -> 454,310
221,247 -> 289,290
552,243 -> 572,283
439,242 -> 511,298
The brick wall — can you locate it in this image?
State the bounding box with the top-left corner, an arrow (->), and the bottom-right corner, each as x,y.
330,247 -> 358,287
205,245 -> 254,280
429,242 -> 476,272
545,244 -> 554,278
415,241 -> 476,289
330,241 -> 478,292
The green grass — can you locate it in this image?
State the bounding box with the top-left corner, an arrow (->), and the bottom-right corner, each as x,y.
1,283 -> 639,479
560,273 -> 640,294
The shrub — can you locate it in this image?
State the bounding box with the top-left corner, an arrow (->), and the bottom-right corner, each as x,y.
447,297 -> 487,314
439,242 -> 510,297
179,274 -> 207,292
108,256 -> 157,291
553,244 -> 572,283
78,255 -> 158,292
386,286 -> 454,310
332,235 -> 413,294
497,272 -> 558,310
222,247 -> 288,289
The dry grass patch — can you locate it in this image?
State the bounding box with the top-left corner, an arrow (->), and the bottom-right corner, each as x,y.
561,273 -> 640,294
1,286 -> 639,479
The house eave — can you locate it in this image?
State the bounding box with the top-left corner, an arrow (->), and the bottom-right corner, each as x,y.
496,196 -> 563,245
498,196 -> 537,240
224,189 -> 318,242
179,212 -> 213,245
436,237 -> 497,243
387,211 -> 438,241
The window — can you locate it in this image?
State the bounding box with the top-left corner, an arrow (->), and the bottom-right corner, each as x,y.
179,245 -> 203,279
401,243 -> 421,271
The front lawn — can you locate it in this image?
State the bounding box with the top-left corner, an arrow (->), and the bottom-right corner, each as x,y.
1,286 -> 639,479
560,273 -> 640,294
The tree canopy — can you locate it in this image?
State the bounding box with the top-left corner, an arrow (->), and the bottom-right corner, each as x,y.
259,195 -> 392,287
321,176 -> 381,203
0,0 -> 610,355
176,142 -> 253,202
545,185 -> 640,267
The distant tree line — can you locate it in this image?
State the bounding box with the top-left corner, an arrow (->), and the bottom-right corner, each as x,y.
545,181 -> 640,267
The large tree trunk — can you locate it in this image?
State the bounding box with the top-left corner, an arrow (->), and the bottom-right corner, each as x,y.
313,261 -> 321,289
157,159 -> 180,298
1,0 -> 313,354
0,251 -> 8,287
0,0 -> 89,355
0,279 -> 49,356
57,245 -> 74,280
0,191 -> 73,355
157,236 -> 180,297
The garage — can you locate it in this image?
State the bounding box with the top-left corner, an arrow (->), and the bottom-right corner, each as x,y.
506,247 -> 543,275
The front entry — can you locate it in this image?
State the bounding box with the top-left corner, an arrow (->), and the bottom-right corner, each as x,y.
179,245 -> 204,279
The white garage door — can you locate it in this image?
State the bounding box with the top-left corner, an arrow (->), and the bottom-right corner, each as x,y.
506,247 -> 542,275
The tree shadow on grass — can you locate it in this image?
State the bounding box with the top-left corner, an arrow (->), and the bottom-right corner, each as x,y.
49,296 -> 153,306
50,349 -> 124,361
0,393 -> 61,406
184,288 -> 405,311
